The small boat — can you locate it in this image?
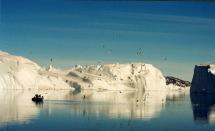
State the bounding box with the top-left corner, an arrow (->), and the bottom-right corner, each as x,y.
32,94 -> 44,102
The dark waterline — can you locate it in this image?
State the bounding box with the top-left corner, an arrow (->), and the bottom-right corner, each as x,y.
0,90 -> 215,131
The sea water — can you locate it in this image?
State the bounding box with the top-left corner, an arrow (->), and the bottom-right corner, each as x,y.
0,90 -> 214,131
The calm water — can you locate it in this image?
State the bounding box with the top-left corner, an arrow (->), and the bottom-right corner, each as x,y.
0,90 -> 215,131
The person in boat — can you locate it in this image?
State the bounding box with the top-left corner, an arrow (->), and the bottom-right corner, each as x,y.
32,94 -> 44,102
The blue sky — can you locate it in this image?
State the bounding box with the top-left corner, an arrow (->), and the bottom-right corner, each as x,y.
1,0 -> 215,80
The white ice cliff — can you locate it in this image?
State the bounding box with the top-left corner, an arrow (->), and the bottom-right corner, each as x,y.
67,63 -> 166,91
191,64 -> 215,93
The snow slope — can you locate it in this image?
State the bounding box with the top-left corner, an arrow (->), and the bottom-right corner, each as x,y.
0,51 -> 70,90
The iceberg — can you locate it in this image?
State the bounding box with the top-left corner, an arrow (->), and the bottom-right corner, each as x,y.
0,51 -> 187,91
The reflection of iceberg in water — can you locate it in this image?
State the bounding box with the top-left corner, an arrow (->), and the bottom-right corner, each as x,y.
44,90 -> 186,120
0,90 -> 40,127
190,93 -> 215,124
0,89 -> 188,127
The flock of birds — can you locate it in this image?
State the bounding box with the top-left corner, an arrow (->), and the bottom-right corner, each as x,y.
100,44 -> 167,61
47,44 -> 167,67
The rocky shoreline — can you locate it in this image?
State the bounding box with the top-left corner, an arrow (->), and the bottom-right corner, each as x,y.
165,76 -> 191,87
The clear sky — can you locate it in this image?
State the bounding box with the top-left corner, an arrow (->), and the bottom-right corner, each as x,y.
1,0 -> 215,80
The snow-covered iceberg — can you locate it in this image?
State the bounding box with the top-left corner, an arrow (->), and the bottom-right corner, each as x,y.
191,64 -> 215,94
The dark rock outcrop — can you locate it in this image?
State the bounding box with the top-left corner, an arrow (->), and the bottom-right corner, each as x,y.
165,76 -> 191,87
191,65 -> 215,94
